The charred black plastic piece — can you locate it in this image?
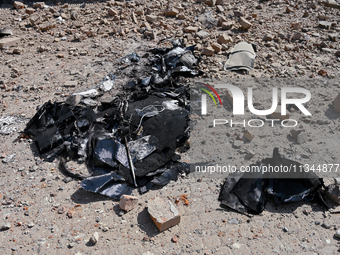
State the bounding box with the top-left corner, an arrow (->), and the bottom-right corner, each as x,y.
25,40 -> 195,200
219,148 -> 325,215
81,172 -> 133,199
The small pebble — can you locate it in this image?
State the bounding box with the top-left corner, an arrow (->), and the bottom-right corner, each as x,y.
322,222 -> 332,229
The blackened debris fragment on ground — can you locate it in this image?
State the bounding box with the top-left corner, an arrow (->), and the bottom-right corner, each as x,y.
25,40 -> 196,199
219,148 -> 327,215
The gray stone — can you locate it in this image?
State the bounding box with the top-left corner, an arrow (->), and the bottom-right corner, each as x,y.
64,81 -> 77,88
233,140 -> 244,148
196,30 -> 210,39
90,232 -> 99,244
1,223 -> 11,230
318,21 -> 332,29
335,229 -> 340,239
297,132 -> 307,144
322,222 -> 332,229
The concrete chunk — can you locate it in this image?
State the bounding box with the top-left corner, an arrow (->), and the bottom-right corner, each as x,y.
164,8 -> 179,17
64,81 -> 78,88
0,37 -> 21,49
184,26 -> 199,33
243,130 -> 254,141
239,17 -> 252,30
148,197 -> 180,232
13,1 -> 25,9
119,195 -> 138,212
146,15 -> 158,24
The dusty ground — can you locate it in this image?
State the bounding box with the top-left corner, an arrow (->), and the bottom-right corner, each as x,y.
0,0 -> 340,254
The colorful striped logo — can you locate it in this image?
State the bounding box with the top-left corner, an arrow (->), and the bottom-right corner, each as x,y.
197,82 -> 223,106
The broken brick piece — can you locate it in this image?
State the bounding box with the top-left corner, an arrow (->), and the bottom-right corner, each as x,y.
119,195 -> 138,212
148,197 -> 180,231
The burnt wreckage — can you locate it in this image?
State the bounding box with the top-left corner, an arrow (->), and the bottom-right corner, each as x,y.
25,40 -> 330,215
25,40 -> 196,199
219,148 -> 328,215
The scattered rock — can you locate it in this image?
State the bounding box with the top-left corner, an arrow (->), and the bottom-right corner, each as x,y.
217,34 -> 232,44
164,8 -> 179,17
206,0 -> 216,7
243,130 -> 254,141
57,206 -> 67,214
0,37 -> 21,49
13,1 -> 25,9
239,17 -> 252,30
263,34 -> 274,41
119,195 -> 138,212
196,30 -> 210,39
64,81 -> 77,88
90,232 -> 99,245
148,197 -> 180,232
211,43 -> 222,53
245,150 -> 255,159
335,230 -> 340,239
67,209 -> 74,218
322,222 -> 332,229
108,8 -> 118,16
202,46 -> 214,56
25,8 -> 35,14
171,235 -> 178,243
286,6 -> 294,13
33,2 -> 45,9
297,132 -> 308,144
146,15 -> 158,24
0,223 -> 11,231
233,140 -> 244,149
291,32 -> 303,41
318,21 -> 333,30
221,21 -> 233,30
228,218 -> 239,224
184,26 -> 199,33
216,5 -> 224,13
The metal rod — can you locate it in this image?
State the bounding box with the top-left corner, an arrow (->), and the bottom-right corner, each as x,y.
124,136 -> 137,187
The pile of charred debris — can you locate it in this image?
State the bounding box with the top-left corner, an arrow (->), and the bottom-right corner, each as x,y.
25,39 -> 195,199
24,39 -> 337,216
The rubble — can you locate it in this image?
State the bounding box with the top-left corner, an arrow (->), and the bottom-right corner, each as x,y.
119,195 -> 138,212
164,8 -> 179,17
0,37 -> 21,49
13,1 -> 25,9
217,34 -> 232,44
0,28 -> 12,36
202,46 -> 215,56
297,132 -> 308,144
239,17 -> 252,30
148,197 -> 180,231
243,130 -> 254,141
0,223 -> 11,231
90,232 -> 99,245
